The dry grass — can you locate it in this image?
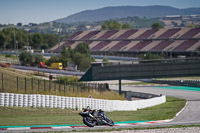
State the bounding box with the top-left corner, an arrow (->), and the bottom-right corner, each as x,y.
0,67 -> 125,100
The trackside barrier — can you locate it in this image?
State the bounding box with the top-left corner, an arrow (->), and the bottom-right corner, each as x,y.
0,93 -> 166,111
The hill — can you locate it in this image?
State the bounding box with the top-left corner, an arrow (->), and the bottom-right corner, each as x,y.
55,5 -> 200,24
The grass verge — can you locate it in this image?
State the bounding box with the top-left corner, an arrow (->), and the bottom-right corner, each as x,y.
0,96 -> 186,126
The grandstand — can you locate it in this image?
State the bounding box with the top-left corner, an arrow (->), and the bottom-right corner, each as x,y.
51,28 -> 200,56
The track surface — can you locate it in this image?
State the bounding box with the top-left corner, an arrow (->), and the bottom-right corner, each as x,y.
1,85 -> 200,132
110,85 -> 200,124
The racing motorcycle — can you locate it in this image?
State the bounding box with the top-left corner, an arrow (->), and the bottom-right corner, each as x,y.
79,108 -> 114,127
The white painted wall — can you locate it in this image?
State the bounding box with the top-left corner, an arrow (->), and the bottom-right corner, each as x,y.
0,93 -> 166,111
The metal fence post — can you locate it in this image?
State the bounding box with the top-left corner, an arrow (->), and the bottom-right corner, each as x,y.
31,78 -> 33,92
2,73 -> 4,92
24,77 -> 27,93
44,79 -> 46,92
64,82 -> 66,94
88,83 -> 90,92
77,83 -> 79,92
54,81 -> 56,92
73,83 -> 75,92
68,84 -> 71,92
59,81 -> 61,92
38,79 -> 40,92
84,83 -> 86,92
49,80 -> 51,91
17,76 -> 19,91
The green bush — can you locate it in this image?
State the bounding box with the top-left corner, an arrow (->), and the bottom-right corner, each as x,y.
56,76 -> 78,84
5,54 -> 12,58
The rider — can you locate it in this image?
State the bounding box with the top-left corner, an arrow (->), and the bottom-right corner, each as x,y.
98,109 -> 107,120
85,106 -> 106,119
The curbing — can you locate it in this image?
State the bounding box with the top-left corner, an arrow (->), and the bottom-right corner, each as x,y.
0,120 -> 171,131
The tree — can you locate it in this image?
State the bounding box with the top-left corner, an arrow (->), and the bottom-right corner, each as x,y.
0,27 -> 29,50
19,51 -> 33,66
102,21 -> 121,30
102,57 -> 108,62
29,33 -> 43,49
151,22 -> 164,29
47,56 -> 60,66
73,52 -> 91,71
142,52 -> 163,60
33,54 -> 44,66
40,43 -> 48,49
0,32 -> 6,49
74,42 -> 90,56
102,57 -> 109,66
188,23 -> 195,28
121,23 -> 130,29
43,34 -> 58,48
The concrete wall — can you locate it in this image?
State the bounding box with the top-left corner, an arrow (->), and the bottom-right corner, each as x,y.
0,93 -> 166,111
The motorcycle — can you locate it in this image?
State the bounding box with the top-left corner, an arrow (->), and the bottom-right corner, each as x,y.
79,108 -> 114,127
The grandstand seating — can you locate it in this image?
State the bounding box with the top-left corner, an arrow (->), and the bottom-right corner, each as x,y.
51,28 -> 200,54
117,29 -> 138,39
100,41 -> 119,51
129,40 -> 152,51
80,31 -> 100,40
53,41 -> 74,52
173,40 -> 198,52
91,41 -> 111,51
88,41 -> 101,49
181,28 -> 200,38
85,41 -> 92,45
186,40 -> 200,51
158,28 -> 181,39
109,41 -> 131,51
98,30 -> 118,40
150,40 -> 171,52
140,41 -> 162,51
67,31 -> 83,40
137,29 -> 158,39
121,41 -> 140,51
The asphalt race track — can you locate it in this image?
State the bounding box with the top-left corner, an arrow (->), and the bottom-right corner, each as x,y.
12,65 -> 85,76
1,85 -> 200,132
110,85 -> 200,124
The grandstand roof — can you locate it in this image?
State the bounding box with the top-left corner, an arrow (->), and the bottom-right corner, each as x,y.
51,28 -> 200,53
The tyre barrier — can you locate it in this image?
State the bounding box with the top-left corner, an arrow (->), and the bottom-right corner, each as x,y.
0,93 -> 166,111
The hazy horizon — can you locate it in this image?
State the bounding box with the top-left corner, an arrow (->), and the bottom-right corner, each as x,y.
0,0 -> 200,25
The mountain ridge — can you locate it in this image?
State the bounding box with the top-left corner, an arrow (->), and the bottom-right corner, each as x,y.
55,5 -> 200,24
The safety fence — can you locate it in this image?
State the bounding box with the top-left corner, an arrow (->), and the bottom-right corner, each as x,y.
0,93 -> 166,111
0,73 -> 108,95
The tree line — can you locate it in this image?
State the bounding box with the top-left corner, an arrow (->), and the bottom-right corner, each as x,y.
0,27 -> 59,50
19,42 -> 94,71
101,21 -> 164,30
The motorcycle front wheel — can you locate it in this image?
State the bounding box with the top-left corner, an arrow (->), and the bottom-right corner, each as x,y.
106,118 -> 114,126
83,117 -> 96,127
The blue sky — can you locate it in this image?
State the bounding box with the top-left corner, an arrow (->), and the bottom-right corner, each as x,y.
0,0 -> 200,24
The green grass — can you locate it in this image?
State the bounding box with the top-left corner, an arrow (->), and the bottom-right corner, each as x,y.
107,96 -> 186,122
0,96 -> 186,126
0,54 -> 20,64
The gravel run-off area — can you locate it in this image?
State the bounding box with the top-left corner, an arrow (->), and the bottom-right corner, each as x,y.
77,127 -> 200,133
